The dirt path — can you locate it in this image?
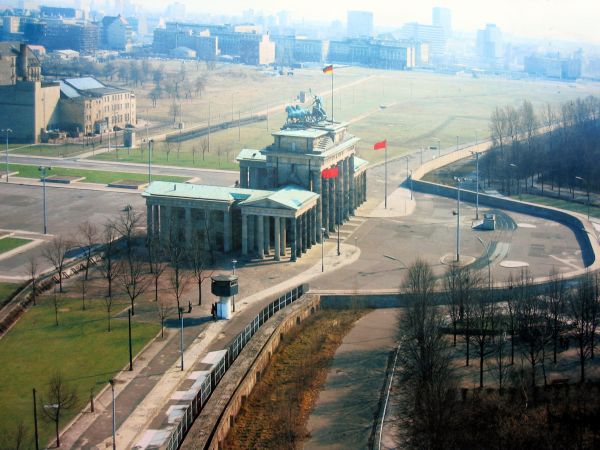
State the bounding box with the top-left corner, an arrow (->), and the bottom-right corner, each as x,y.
303,308 -> 399,450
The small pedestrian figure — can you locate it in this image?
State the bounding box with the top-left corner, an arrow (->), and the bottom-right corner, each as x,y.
188,301 -> 192,313
211,303 -> 216,321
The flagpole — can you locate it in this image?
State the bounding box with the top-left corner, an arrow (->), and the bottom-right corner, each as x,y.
331,69 -> 334,122
384,143 -> 387,209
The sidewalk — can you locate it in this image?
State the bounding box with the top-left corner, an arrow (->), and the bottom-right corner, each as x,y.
2,177 -> 144,195
59,232 -> 361,449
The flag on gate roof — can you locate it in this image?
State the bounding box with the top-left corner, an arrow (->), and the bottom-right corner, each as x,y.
321,167 -> 339,179
322,64 -> 333,74
373,139 -> 387,150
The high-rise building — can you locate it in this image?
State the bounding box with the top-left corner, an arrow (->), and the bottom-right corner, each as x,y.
347,10 -> 373,38
476,23 -> 503,60
396,22 -> 446,63
432,7 -> 451,37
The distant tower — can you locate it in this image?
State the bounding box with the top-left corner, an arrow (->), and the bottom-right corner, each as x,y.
347,10 -> 373,38
477,23 -> 503,60
432,7 -> 451,38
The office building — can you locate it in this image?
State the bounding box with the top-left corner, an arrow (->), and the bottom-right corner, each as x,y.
432,7 -> 451,37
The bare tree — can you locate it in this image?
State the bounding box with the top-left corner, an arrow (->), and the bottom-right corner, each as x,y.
116,253 -> 149,316
200,137 -> 208,161
43,236 -> 71,293
99,222 -> 118,299
147,238 -> 167,303
569,273 -> 598,383
52,286 -> 60,326
166,225 -> 190,314
2,421 -> 29,450
169,102 -> 181,124
189,237 -> 212,306
157,296 -> 171,339
27,255 -> 39,306
78,221 -> 98,281
546,268 -> 566,363
518,290 -> 548,387
79,275 -> 87,311
490,330 -> 511,394
41,371 -> 78,448
471,287 -> 497,388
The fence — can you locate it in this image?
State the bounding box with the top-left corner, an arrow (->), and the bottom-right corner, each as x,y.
163,283 -> 308,450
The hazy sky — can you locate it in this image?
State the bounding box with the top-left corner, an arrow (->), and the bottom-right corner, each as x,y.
182,0 -> 600,45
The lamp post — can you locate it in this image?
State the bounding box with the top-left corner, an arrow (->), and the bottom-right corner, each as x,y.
321,227 -> 326,272
2,128 -> 12,182
476,236 -> 491,290
433,138 -> 441,157
231,259 -> 237,312
148,139 -> 153,184
575,176 -> 590,220
471,151 -> 480,220
509,163 -> 521,200
128,308 -> 133,371
454,177 -> 462,262
109,379 -> 116,450
179,307 -> 184,371
402,155 -> 409,178
33,388 -> 39,450
38,166 -> 51,234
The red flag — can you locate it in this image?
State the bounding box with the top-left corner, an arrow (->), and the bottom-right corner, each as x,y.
321,167 -> 339,179
322,64 -> 333,74
373,140 -> 387,150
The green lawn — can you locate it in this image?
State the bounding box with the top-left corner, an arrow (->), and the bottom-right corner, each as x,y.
0,236 -> 32,254
0,293 -> 159,446
9,163 -> 188,184
0,282 -> 22,307
10,144 -> 87,158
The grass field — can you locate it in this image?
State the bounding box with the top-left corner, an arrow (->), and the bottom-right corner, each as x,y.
0,292 -> 159,446
0,236 -> 31,254
513,193 -> 600,219
0,282 -> 22,307
10,144 -> 88,158
9,163 -> 188,184
92,64 -> 600,169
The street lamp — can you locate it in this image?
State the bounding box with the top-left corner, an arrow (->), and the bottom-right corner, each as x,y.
231,259 -> 237,312
109,379 -> 116,450
321,227 -> 326,272
509,163 -> 521,200
179,307 -> 184,371
2,128 -> 12,182
148,139 -> 154,184
38,166 -> 51,234
433,137 -> 441,157
402,155 -> 409,178
471,150 -> 480,220
476,236 -> 491,290
575,176 -> 590,220
453,177 -> 463,262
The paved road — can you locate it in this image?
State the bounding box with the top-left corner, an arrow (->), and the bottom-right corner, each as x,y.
7,154 -> 238,186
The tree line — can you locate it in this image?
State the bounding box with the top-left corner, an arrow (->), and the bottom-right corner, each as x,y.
482,96 -> 600,199
398,259 -> 600,449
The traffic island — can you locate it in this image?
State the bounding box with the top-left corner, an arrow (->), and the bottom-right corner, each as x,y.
107,179 -> 149,190
44,175 -> 86,184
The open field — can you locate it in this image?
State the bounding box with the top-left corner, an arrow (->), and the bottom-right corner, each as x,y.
513,193 -> 600,219
8,163 -> 188,184
0,237 -> 31,255
0,289 -> 159,447
92,64 -> 600,168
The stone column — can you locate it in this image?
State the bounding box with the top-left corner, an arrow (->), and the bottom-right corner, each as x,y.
274,216 -> 281,261
257,215 -> 264,259
242,214 -> 248,255
146,203 -> 153,237
280,218 -> 286,256
162,205 -> 172,242
185,207 -> 192,248
363,172 -> 367,202
223,209 -> 232,253
264,216 -> 270,255
321,176 -> 329,233
349,155 -> 355,215
290,217 -> 297,262
248,214 -> 255,253
203,209 -> 210,250
153,204 -> 160,239
313,171 -> 322,243
338,160 -> 345,222
335,165 -> 341,225
297,215 -> 303,256
343,158 -> 350,219
302,214 -> 308,253
328,177 -> 336,232
240,166 -> 249,188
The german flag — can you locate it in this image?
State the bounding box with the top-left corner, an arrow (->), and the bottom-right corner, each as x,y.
322,64 -> 333,75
